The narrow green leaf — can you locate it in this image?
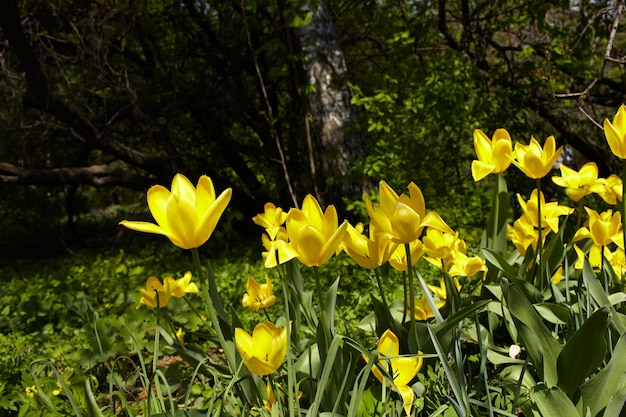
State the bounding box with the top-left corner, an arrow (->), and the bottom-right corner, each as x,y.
582,259 -> 626,334
506,284 -> 561,386
427,325 -> 469,416
557,307 -> 611,397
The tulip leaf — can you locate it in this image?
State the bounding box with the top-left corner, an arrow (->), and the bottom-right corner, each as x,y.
530,384 -> 579,417
506,283 -> 561,386
481,248 -> 519,281
481,173 -> 509,256
582,259 -> 626,334
579,333 -> 626,417
556,306 -> 610,397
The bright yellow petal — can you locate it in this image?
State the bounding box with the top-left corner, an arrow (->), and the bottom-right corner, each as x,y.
378,329 -> 399,357
471,160 -> 495,182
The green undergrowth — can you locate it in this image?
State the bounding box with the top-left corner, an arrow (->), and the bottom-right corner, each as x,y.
0,228 -> 398,414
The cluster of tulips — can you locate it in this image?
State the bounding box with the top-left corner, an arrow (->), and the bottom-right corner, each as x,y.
115,105 -> 626,415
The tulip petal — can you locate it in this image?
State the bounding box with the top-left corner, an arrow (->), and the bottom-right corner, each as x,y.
119,220 -> 168,237
471,160 -> 495,182
195,175 -> 217,214
146,185 -> 173,228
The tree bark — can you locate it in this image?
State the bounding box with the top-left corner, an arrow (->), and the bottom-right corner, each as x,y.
298,1 -> 369,209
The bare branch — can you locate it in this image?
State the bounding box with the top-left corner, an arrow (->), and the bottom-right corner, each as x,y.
0,163 -> 152,189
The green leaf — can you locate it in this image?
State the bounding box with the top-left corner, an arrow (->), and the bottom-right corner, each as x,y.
582,259 -> 626,334
506,283 -> 561,386
580,333 -> 626,417
557,307 -> 611,397
530,384 -> 580,417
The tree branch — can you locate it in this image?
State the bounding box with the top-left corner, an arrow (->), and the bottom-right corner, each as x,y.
0,163 -> 152,189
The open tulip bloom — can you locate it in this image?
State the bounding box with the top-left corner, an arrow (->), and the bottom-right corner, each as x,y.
285,194 -> 348,267
364,329 -> 422,416
235,322 -> 288,376
242,276 -> 276,311
471,128 -> 513,181
120,173 -> 232,249
511,135 -> 563,179
366,180 -> 453,244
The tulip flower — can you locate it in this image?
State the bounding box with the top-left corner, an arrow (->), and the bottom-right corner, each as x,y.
427,278 -> 461,300
363,329 -> 422,416
592,174 -> 623,205
552,162 -> 600,202
366,181 -> 453,244
138,276 -> 174,308
120,174 -> 232,249
604,104 -> 626,159
511,135 -> 563,179
388,239 -> 423,271
449,252 -> 487,278
261,229 -> 298,268
169,271 -> 199,297
507,215 -> 543,256
285,195 -> 348,267
138,272 -> 199,309
422,228 -> 462,269
342,222 -> 397,269
253,202 -> 288,240
471,128 -> 514,181
242,276 -> 276,311
573,208 -> 623,269
605,247 -> 626,280
404,294 -> 445,321
235,322 -> 287,376
515,189 -> 573,234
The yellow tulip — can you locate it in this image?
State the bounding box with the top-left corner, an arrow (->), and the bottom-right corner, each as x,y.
120,174 -> 232,249
427,278 -> 461,300
261,229 -> 298,268
511,136 -> 563,179
604,104 -> 626,159
605,247 -> 626,280
285,195 -> 348,267
175,328 -> 185,345
592,174 -> 623,205
552,162 -> 600,202
471,128 -> 514,181
404,294 -> 445,321
573,208 -> 622,247
363,329 -> 422,416
253,202 -> 288,240
138,272 -> 199,309
342,222 -> 397,269
449,253 -> 487,278
235,322 -> 287,376
422,228 -> 461,269
366,181 -> 453,244
507,215 -> 543,256
138,276 -> 174,308
516,189 -> 573,233
169,271 -> 199,298
25,385 -> 38,398
242,276 -> 276,311
388,239 -> 423,271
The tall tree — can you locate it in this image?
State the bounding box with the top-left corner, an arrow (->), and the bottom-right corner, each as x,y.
298,1 -> 368,208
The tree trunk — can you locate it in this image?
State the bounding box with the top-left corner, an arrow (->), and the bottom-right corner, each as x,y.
298,1 -> 369,211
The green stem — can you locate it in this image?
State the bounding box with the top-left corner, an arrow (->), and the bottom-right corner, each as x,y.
191,248 -> 236,374
374,268 -> 388,306
279,273 -> 297,417
405,244 -> 416,343
536,179 -> 544,291
313,267 -> 331,349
